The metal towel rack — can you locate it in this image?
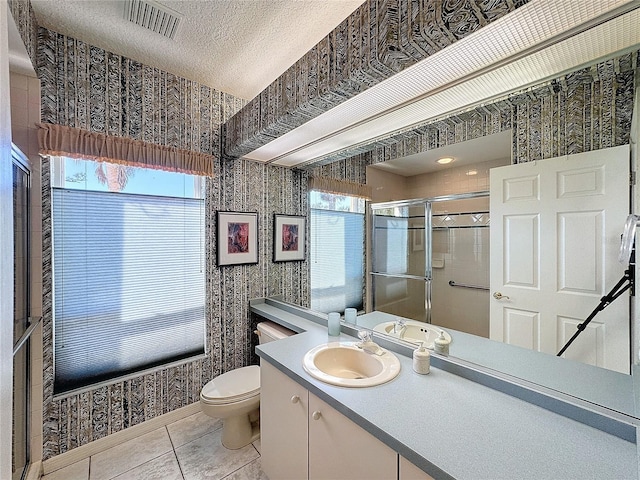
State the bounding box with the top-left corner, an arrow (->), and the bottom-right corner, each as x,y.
448,280 -> 489,291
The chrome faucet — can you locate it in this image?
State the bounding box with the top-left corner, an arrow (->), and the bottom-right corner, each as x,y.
393,319 -> 406,335
356,330 -> 385,355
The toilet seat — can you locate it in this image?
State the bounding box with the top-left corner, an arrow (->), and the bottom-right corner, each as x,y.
200,365 -> 260,405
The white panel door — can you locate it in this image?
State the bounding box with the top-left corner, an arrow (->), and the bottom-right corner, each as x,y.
490,145 -> 630,373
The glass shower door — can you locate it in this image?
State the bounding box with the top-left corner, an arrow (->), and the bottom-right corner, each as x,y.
371,202 -> 429,322
12,149 -> 31,480
429,196 -> 490,337
371,193 -> 490,331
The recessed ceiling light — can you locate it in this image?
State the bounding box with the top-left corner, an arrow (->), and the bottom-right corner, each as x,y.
466,169 -> 478,176
437,157 -> 454,165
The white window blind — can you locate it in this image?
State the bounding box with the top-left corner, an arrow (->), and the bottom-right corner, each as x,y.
52,187 -> 205,394
310,208 -> 364,313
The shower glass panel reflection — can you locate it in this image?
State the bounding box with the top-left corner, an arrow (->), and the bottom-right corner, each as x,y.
371,203 -> 428,322
431,197 -> 490,337
13,154 -> 30,480
371,193 -> 490,337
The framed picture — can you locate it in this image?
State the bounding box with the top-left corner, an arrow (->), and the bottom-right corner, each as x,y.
273,214 -> 306,262
217,211 -> 258,266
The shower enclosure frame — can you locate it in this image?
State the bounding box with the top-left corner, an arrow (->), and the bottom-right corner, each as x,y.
369,191 -> 489,324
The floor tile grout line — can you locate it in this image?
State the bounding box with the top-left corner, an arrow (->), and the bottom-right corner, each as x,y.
166,425 -> 187,480
104,449 -> 177,480
46,416 -> 266,480
219,456 -> 262,480
102,428 -> 175,480
168,422 -> 225,451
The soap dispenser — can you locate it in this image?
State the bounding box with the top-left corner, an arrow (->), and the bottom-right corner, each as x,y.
434,330 -> 450,356
413,342 -> 431,374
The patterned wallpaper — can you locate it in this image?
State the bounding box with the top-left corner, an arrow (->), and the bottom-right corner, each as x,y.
225,0 -> 528,158
37,28 -> 245,153
38,31 -> 308,458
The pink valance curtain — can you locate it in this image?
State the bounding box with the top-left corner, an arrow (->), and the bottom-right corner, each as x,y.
308,176 -> 372,199
37,123 -> 214,176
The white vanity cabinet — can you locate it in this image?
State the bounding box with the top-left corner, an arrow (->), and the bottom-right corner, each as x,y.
261,361 -> 398,480
400,456 -> 435,480
308,393 -> 397,479
260,360 -> 308,479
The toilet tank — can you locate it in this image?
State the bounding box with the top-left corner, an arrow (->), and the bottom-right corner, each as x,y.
257,321 -> 295,344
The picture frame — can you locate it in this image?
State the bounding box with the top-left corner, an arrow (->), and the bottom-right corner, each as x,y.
217,211 -> 258,266
273,214 -> 306,262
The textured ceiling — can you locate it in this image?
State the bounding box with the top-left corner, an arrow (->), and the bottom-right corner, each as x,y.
30,0 -> 364,100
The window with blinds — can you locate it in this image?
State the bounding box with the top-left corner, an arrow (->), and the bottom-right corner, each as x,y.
310,191 -> 365,313
51,157 -> 205,395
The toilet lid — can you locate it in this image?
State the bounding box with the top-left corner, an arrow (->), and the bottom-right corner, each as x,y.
201,365 -> 260,404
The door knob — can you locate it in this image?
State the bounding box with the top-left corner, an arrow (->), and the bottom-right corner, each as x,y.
290,395 -> 300,404
493,292 -> 510,300
312,411 -> 322,420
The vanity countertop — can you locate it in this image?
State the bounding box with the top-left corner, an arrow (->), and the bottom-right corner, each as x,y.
252,299 -> 639,480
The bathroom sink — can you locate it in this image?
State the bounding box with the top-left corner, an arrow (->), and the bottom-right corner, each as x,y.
373,320 -> 451,348
302,342 -> 401,387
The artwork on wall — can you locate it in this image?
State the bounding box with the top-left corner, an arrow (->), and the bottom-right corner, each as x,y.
273,214 -> 306,262
217,211 -> 258,266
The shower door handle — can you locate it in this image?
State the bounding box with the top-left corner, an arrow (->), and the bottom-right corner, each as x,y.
493,292 -> 510,300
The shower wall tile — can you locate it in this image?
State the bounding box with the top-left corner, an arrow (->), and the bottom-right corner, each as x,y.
397,159 -> 507,201
431,228 -> 490,338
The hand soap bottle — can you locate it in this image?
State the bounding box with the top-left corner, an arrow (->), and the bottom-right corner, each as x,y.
434,330 -> 450,356
413,342 -> 430,374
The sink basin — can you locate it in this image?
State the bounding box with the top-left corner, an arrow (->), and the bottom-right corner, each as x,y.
373,320 -> 451,348
302,342 -> 401,387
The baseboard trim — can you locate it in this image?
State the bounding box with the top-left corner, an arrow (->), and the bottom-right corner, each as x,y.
41,402 -> 201,476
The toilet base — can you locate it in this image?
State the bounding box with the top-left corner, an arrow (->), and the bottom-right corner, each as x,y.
220,407 -> 260,450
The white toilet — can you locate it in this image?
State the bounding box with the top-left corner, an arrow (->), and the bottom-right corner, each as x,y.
200,321 -> 295,449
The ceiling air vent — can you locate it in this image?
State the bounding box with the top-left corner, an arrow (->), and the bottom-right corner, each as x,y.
124,0 -> 182,39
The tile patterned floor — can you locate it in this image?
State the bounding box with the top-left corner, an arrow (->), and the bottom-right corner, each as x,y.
41,412 -> 268,480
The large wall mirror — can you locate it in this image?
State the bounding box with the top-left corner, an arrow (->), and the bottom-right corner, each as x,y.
354,132 -> 637,421
313,45 -> 640,421
267,1 -> 640,424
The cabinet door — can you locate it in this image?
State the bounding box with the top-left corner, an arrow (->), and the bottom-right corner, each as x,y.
399,456 -> 435,480
260,361 -> 309,480
308,393 -> 397,480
